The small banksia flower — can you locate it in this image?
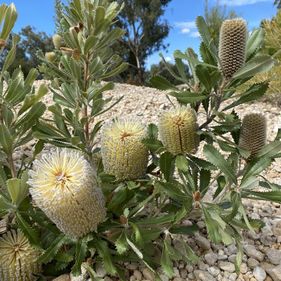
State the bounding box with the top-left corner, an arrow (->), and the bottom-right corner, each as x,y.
52,34 -> 62,49
0,230 -> 41,280
159,106 -> 198,155
239,113 -> 267,158
28,148 -> 106,239
101,119 -> 149,180
45,51 -> 56,62
219,18 -> 247,79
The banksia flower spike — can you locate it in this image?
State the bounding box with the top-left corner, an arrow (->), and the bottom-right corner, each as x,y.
159,106 -> 198,155
0,230 -> 41,280
239,113 -> 267,158
52,34 -> 62,49
101,119 -> 149,180
28,148 -> 106,239
219,18 -> 247,79
45,51 -> 56,62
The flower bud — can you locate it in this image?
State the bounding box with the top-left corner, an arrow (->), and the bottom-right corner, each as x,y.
219,18 -> 247,79
239,113 -> 267,157
28,148 -> 106,239
159,106 -> 198,155
0,230 -> 41,280
101,119 -> 149,180
45,51 -> 56,62
52,34 -> 63,49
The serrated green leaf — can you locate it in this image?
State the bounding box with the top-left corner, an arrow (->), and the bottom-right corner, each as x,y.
150,75 -> 178,91
175,155 -> 188,172
6,172 -> 29,206
160,152 -> 175,181
72,239 -> 88,276
196,16 -> 217,61
16,212 -> 40,246
95,240 -> 117,275
161,240 -> 174,278
0,124 -> 13,154
232,55 -> 275,80
203,144 -> 237,184
38,234 -> 67,263
115,232 -> 128,255
256,141 -> 281,159
246,28 -> 264,60
223,82 -> 268,111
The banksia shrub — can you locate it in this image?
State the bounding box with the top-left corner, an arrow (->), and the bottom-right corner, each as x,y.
239,113 -> 267,157
0,230 -> 41,280
101,119 -> 149,180
28,148 -> 106,239
219,18 -> 247,79
159,106 -> 198,155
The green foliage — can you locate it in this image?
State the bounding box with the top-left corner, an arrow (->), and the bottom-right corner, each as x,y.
0,26 -> 53,77
239,10 -> 281,95
0,1 -> 280,280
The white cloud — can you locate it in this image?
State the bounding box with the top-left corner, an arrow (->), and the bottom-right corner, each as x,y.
190,31 -> 200,38
165,56 -> 172,62
175,21 -> 196,30
181,28 -> 190,34
220,0 -> 271,6
175,21 -> 200,37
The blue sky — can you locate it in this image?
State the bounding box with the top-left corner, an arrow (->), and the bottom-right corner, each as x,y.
3,0 -> 278,68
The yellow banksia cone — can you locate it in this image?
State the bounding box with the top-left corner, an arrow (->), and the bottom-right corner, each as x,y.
101,119 -> 149,180
28,148 -> 106,239
45,51 -> 56,62
159,106 -> 198,155
219,18 -> 247,79
239,113 -> 267,158
52,34 -> 63,49
0,230 -> 41,281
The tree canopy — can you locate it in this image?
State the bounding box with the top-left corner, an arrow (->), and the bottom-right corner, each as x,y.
112,0 -> 171,84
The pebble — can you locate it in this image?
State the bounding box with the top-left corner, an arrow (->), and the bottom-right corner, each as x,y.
253,266 -> 267,281
218,261 -> 235,273
208,266 -> 220,277
244,245 -> 265,261
205,252 -> 218,265
241,263 -> 248,274
194,270 -> 216,281
195,234 -> 211,250
142,269 -> 155,281
267,264 -> 281,281
248,258 -> 260,268
266,249 -> 281,265
133,270 -> 142,280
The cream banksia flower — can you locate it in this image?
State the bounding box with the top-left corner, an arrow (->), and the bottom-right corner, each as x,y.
159,106 -> 198,155
219,18 -> 247,79
28,148 -> 106,239
52,34 -> 62,49
101,119 -> 149,180
239,113 -> 267,157
0,230 -> 41,280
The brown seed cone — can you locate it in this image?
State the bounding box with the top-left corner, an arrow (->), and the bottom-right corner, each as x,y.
219,18 -> 247,79
239,113 -> 267,158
